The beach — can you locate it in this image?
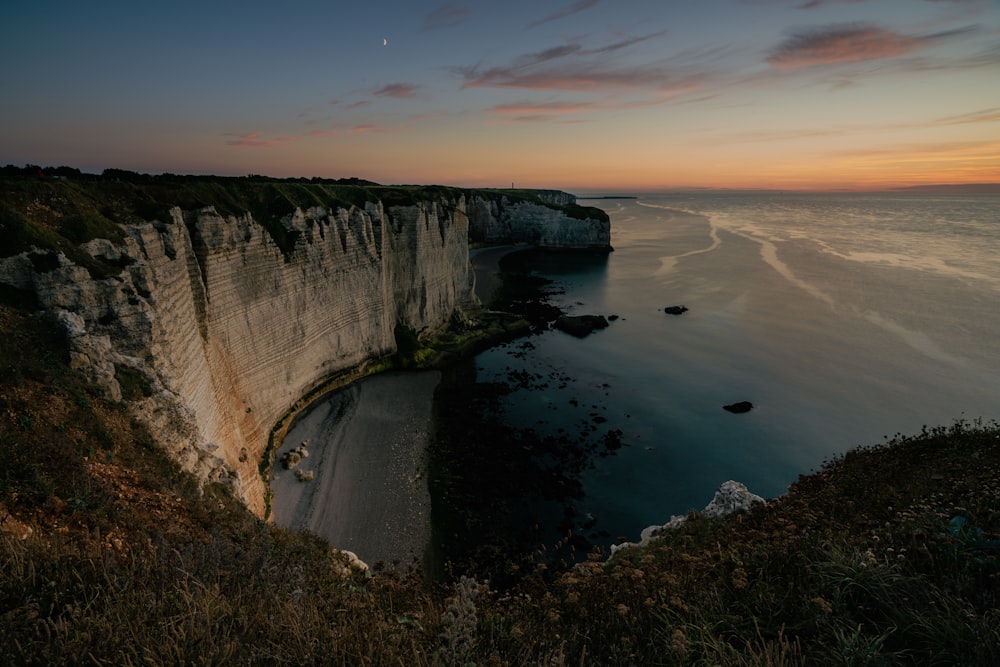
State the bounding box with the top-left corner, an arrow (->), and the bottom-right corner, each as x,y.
270,371 -> 441,570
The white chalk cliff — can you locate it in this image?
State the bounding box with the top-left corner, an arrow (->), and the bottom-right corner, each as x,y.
1,188 -> 610,516
467,195 -> 611,249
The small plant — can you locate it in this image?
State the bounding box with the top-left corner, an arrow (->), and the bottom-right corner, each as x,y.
437,575 -> 488,664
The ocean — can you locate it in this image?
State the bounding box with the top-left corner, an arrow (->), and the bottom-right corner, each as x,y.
467,192 -> 1000,552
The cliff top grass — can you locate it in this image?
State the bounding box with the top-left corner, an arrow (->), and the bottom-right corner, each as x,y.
1,166 -> 607,264
1,288 -> 998,664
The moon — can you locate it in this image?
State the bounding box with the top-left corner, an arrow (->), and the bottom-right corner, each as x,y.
383,37 -> 387,46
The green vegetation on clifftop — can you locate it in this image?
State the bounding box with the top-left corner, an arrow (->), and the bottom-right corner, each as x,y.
1,168 -> 607,264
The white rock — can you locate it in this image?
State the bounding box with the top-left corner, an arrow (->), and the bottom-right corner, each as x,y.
611,480 -> 765,558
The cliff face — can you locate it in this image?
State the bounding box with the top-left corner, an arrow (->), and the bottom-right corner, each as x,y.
467,195 -> 611,250
0,182 -> 608,516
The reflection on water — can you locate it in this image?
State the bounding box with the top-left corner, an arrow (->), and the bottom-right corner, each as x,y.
465,193 -> 1000,554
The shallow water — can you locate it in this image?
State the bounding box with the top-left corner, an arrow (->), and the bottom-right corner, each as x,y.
473,193 -> 1000,549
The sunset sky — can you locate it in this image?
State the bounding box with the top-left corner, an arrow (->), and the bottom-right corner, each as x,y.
2,0 -> 999,192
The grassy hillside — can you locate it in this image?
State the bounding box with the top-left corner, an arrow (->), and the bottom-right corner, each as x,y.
2,297 -> 997,665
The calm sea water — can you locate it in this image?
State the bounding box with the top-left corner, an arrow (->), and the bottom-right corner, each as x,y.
474,193 -> 1000,547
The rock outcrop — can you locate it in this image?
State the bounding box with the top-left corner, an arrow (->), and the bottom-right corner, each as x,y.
610,481 -> 765,557
554,314 -> 610,338
0,183 -> 611,517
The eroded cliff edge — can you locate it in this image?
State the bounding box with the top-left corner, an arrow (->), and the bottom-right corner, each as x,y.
0,176 -> 610,515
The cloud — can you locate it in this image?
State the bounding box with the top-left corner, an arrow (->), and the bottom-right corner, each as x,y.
459,61 -> 691,91
373,83 -> 421,98
767,24 -> 931,68
485,90 -> 703,123
831,139 -> 1000,164
708,106 -> 1000,146
528,0 -> 600,28
424,3 -> 468,31
796,0 -> 864,9
767,24 -> 959,69
935,107 -> 1000,126
225,121 -> 397,146
330,99 -> 373,110
454,32 -> 683,93
349,124 -> 387,134
224,132 -> 295,148
490,100 -> 596,114
489,100 -> 598,118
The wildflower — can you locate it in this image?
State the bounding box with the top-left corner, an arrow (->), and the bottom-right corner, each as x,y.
731,567 -> 749,590
671,628 -> 689,658
810,596 -> 833,614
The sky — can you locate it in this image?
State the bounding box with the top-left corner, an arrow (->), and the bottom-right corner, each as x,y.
2,0 -> 999,192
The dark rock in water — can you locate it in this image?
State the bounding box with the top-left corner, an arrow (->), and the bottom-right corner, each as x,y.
664,305 -> 688,315
723,401 -> 754,414
555,314 -> 609,338
608,314 -> 620,321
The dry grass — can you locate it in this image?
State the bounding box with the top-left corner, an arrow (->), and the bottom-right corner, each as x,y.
1,299 -> 998,665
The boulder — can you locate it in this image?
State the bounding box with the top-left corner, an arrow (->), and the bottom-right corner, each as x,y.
664,305 -> 688,315
723,401 -> 754,414
554,314 -> 609,338
282,445 -> 309,470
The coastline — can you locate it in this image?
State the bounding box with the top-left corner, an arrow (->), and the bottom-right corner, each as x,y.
267,244 -> 547,573
471,244 -> 527,306
269,371 -> 441,570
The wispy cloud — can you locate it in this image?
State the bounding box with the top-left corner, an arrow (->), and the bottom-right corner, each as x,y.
485,90 -> 703,123
224,132 -> 295,148
305,124 -> 394,137
373,83 -> 421,98
831,139 -> 1000,164
767,24 -> 927,68
348,124 -> 389,135
707,106 -> 1000,145
488,100 -> 598,122
330,99 -> 373,110
455,32 -> 686,93
424,3 -> 468,31
528,0 -> 600,28
460,61 -> 699,92
489,100 -> 598,115
226,121 -> 397,147
796,0 -> 864,9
